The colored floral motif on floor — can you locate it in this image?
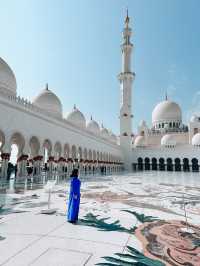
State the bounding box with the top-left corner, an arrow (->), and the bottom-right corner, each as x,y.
136,220 -> 200,266
80,211 -> 200,266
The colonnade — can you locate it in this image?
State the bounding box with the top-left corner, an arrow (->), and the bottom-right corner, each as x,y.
133,157 -> 199,172
0,131 -> 123,179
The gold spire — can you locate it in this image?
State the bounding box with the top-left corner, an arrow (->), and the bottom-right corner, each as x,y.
125,8 -> 130,27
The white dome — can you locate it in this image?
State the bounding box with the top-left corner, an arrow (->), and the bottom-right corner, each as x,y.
66,105 -> 86,128
100,125 -> 109,138
33,85 -> 62,118
192,133 -> 200,146
139,120 -> 146,127
190,115 -> 200,123
134,135 -> 145,147
86,117 -> 100,134
0,57 -> 17,96
109,132 -> 117,143
152,100 -> 182,126
161,134 -> 176,147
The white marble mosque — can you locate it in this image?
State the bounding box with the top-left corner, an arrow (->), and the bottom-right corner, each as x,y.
0,12 -> 200,180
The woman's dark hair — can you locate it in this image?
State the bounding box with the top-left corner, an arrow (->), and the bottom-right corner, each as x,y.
70,168 -> 79,177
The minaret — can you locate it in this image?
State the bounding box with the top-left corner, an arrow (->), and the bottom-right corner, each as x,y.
118,10 -> 135,170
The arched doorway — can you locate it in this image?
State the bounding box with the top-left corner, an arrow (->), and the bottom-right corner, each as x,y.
64,143 -> 70,159
174,158 -> 181,171
54,142 -> 62,160
144,157 -> 150,170
166,158 -> 173,171
43,139 -> 52,163
152,158 -> 157,170
192,158 -> 199,172
159,158 -> 165,171
183,158 -> 189,172
137,157 -> 143,171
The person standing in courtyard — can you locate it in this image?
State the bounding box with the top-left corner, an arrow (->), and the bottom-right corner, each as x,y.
67,169 -> 81,223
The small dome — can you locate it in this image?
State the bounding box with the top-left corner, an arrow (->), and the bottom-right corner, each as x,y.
190,115 -> 200,123
192,133 -> 200,146
86,116 -> 100,134
152,99 -> 182,126
33,84 -> 62,118
0,57 -> 17,96
100,124 -> 109,138
109,131 -> 117,143
139,120 -> 146,127
134,135 -> 145,147
161,134 -> 176,147
66,105 -> 86,128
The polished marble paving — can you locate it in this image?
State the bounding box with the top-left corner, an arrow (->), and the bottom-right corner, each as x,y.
0,171 -> 200,265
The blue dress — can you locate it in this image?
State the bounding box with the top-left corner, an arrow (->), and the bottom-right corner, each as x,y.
67,177 -> 81,222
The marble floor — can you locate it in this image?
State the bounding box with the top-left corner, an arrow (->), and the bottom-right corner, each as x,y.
0,171 -> 200,265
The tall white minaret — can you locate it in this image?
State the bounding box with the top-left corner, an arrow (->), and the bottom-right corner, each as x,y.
118,10 -> 135,170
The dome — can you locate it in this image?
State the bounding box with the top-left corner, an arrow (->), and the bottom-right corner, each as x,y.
0,57 -> 17,96
139,120 -> 146,127
66,105 -> 86,128
190,115 -> 200,123
86,116 -> 100,134
192,133 -> 200,146
152,100 -> 182,126
33,84 -> 62,118
100,124 -> 109,138
161,134 -> 176,147
134,135 -> 145,147
109,131 -> 117,143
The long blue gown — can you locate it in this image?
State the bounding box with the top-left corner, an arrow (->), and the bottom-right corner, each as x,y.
67,177 -> 81,222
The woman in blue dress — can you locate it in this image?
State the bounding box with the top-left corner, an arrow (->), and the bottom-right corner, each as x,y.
67,169 -> 81,223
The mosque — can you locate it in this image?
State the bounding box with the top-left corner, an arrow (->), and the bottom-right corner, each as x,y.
0,12 -> 200,179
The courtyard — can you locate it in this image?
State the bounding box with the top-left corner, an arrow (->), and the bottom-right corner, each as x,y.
0,172 -> 200,265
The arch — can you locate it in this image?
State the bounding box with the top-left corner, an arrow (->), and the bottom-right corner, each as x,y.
166,157 -> 173,171
97,151 -> 100,161
0,129 -> 5,151
137,157 -> 143,171
83,148 -> 87,160
151,157 -> 157,171
77,146 -> 82,160
43,139 -> 52,162
183,158 -> 189,172
71,145 -> 77,160
192,158 -> 199,172
54,141 -> 62,159
29,136 -> 40,157
159,157 -> 165,171
10,132 -> 25,156
144,157 -> 150,170
93,150 -> 96,161
88,149 -> 92,160
64,143 -> 70,158
174,158 -> 181,171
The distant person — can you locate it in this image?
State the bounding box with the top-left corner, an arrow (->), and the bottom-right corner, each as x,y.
14,164 -> 18,178
67,169 -> 81,224
7,162 -> 13,180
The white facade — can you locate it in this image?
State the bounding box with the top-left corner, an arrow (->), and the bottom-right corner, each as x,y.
132,96 -> 200,171
0,12 -> 200,177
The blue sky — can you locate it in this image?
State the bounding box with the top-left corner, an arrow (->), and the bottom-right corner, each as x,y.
1,0 -> 200,134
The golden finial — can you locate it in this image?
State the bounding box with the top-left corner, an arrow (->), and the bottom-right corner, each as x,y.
125,7 -> 130,26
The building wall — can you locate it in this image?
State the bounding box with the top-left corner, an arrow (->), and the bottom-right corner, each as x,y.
0,94 -> 122,160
